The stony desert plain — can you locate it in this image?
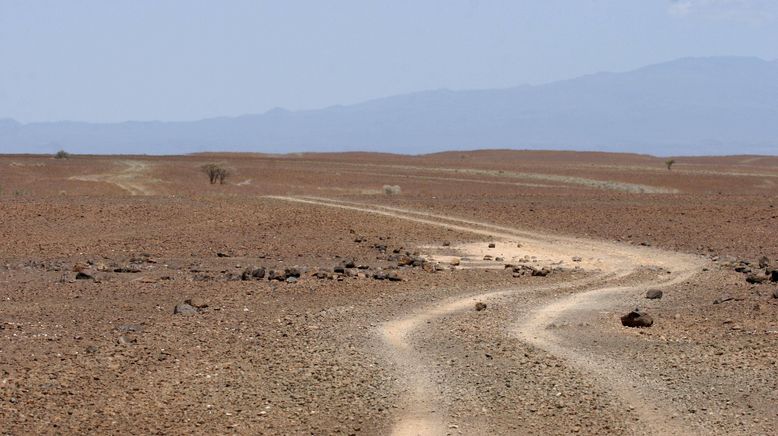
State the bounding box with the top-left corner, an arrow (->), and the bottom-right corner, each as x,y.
1,150 -> 777,435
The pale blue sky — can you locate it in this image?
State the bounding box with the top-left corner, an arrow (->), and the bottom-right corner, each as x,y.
1,0 -> 777,123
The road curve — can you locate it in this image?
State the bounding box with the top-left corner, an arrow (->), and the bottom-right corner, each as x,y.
265,195 -> 707,435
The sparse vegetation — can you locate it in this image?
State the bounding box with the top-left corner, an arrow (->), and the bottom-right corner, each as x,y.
665,159 -> 675,170
202,163 -> 229,184
54,150 -> 70,159
383,184 -> 401,195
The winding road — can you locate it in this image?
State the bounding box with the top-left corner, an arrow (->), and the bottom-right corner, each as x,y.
267,195 -> 707,435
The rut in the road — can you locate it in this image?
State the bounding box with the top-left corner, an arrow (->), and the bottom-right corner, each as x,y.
266,195 -> 706,435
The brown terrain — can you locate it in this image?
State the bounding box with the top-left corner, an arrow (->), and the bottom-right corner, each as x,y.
1,150 -> 777,435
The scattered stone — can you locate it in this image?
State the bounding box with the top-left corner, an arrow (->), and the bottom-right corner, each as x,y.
117,335 -> 136,346
386,272 -> 402,281
450,258 -> 461,266
770,270 -> 778,282
442,241 -> 451,247
483,255 -> 493,261
85,345 -> 98,354
216,252 -> 231,258
495,257 -> 504,262
772,289 -> 778,299
313,270 -> 331,279
75,271 -> 94,280
173,303 -> 198,315
185,297 -> 208,309
746,274 -> 767,284
396,255 -> 413,267
488,243 -> 496,248
713,295 -> 734,304
372,271 -> 386,280
621,309 -> 653,328
268,270 -> 286,281
645,289 -> 663,300
113,266 -> 141,273
475,302 -> 487,311
572,256 -> 582,262
115,324 -> 143,333
758,256 -> 770,268
241,267 -> 266,280
286,276 -> 298,283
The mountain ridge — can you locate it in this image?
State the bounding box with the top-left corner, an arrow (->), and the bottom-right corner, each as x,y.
1,56 -> 777,156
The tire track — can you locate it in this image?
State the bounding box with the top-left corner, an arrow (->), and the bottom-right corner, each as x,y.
265,195 -> 706,435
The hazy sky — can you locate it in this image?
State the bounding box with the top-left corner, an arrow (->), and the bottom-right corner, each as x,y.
1,0 -> 777,123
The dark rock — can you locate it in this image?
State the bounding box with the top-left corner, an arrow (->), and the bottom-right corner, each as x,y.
342,259 -> 356,269
770,270 -> 778,282
442,241 -> 451,247
495,257 -> 504,262
483,255 -> 493,261
372,271 -> 386,280
734,265 -> 751,273
85,345 -> 98,354
268,270 -> 286,281
746,274 -> 766,284
621,309 -> 653,328
475,302 -> 487,311
284,267 -> 301,278
242,267 -> 266,280
531,267 -> 551,277
75,271 -> 94,280
645,289 -> 663,300
572,256 -> 582,262
713,295 -> 734,304
374,244 -> 387,253
488,243 -> 496,248
216,252 -> 230,258
333,265 -> 345,274
773,289 -> 778,299
174,303 -> 198,315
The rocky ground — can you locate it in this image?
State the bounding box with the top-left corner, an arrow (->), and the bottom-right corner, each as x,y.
1,151 -> 777,435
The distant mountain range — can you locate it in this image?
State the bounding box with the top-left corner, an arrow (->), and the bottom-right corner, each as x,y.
1,56 -> 777,156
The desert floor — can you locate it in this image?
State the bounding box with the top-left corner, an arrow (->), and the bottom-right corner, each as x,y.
1,150 -> 777,435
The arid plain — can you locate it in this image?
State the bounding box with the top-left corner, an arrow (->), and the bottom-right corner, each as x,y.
1,151 -> 777,435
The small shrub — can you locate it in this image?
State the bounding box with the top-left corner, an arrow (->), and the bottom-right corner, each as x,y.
383,185 -> 401,195
201,163 -> 229,184
665,159 -> 675,170
54,150 -> 70,159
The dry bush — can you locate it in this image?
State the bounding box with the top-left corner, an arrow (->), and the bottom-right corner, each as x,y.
54,150 -> 70,159
665,159 -> 676,170
383,185 -> 401,195
201,163 -> 229,184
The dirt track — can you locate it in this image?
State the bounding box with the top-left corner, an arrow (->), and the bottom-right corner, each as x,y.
269,196 -> 709,435
1,151 -> 777,435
